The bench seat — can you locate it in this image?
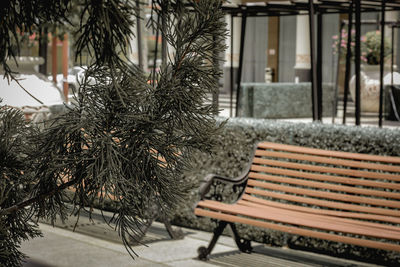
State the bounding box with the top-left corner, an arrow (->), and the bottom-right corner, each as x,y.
194,142 -> 400,260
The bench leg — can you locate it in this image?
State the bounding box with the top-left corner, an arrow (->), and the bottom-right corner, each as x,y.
198,221 -> 228,260
229,223 -> 253,253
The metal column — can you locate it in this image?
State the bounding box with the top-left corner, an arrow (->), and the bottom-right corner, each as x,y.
38,27 -> 48,75
391,25 -> 395,87
230,14 -> 234,117
333,21 -> 345,123
136,0 -> 144,70
152,16 -> 160,86
161,2 -> 168,67
355,0 -> 361,125
235,8 -> 247,117
343,2 -> 354,125
379,1 -> 386,128
308,0 -> 318,121
317,12 -> 323,121
212,35 -> 219,115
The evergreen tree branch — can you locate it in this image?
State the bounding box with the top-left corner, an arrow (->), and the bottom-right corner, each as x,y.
0,178 -> 80,216
1,1 -> 227,265
14,79 -> 44,105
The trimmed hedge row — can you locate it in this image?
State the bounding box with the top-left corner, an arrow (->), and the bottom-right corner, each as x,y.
172,117 -> 400,265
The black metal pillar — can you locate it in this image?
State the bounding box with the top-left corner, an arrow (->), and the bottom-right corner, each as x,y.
230,14 -> 234,117
333,21 -> 345,123
136,0 -> 144,70
308,0 -> 318,121
152,16 -> 160,86
38,27 -> 48,75
391,25 -> 395,87
235,8 -> 247,117
161,2 -> 168,67
212,35 -> 219,115
317,12 -> 323,121
343,2 -> 354,125
355,0 -> 361,126
379,1 -> 386,128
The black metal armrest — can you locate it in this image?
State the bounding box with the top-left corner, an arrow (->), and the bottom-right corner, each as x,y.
196,143 -> 257,207
198,171 -> 250,200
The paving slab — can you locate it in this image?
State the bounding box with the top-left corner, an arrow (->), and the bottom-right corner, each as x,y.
20,209 -> 387,267
20,220 -> 237,267
20,223 -> 167,267
165,259 -> 217,267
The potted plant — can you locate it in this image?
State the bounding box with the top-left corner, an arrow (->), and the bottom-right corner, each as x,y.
352,30 -> 394,112
333,29 -> 394,112
361,30 -> 391,66
332,29 -> 391,66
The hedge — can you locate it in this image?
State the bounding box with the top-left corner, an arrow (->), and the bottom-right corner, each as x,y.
172,117 -> 400,265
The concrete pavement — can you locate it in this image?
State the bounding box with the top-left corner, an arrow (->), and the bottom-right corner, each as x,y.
20,210 -> 384,267
21,222 -> 228,267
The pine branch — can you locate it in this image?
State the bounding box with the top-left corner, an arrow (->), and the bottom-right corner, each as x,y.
14,79 -> 44,105
1,1 -> 226,265
0,178 -> 80,216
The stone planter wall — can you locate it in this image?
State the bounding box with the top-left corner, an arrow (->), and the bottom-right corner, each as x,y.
237,82 -> 335,118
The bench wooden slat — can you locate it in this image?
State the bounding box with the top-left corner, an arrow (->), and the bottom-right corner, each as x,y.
195,142 -> 400,256
255,150 -> 400,173
240,194 -> 400,224
238,199 -> 400,233
245,187 -> 400,217
251,160 -> 400,182
197,200 -> 400,240
248,172 -> 400,200
246,179 -> 400,208
258,142 -> 400,164
194,208 -> 400,252
251,166 -> 400,190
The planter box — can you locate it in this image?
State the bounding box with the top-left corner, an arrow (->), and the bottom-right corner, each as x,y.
238,82 -> 335,118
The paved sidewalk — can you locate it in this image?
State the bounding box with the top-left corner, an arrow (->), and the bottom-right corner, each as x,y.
20,209 -> 384,267
21,222 -> 231,267
20,208 -> 240,267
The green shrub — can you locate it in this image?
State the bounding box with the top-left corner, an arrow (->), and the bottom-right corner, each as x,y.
172,117 -> 400,265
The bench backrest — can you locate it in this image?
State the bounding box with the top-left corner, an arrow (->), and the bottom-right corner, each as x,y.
243,142 -> 400,224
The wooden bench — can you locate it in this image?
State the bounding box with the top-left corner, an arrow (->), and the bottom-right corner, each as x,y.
194,142 -> 400,260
